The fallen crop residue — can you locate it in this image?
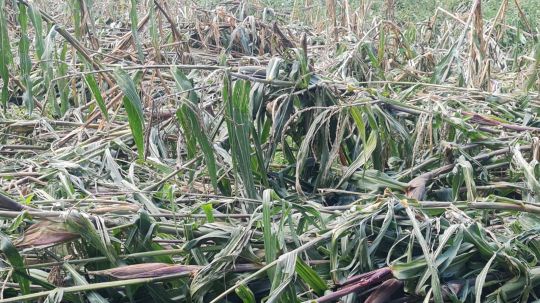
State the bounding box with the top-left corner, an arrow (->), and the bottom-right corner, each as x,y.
0,1 -> 540,302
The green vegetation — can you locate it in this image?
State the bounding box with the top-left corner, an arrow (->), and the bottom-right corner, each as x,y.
0,0 -> 539,302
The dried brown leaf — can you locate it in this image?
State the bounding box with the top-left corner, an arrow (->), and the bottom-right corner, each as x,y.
15,220 -> 79,248
405,175 -> 429,200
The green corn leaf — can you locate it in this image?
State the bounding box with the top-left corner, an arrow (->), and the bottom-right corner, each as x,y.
475,251 -> 498,303
85,71 -> 108,120
235,284 -> 256,303
350,106 -> 366,143
224,75 -> 258,199
27,2 -> 44,60
129,0 -> 144,62
39,26 -> 58,116
63,263 -> 108,303
295,258 -> 327,296
201,203 -> 215,223
57,43 -> 69,115
268,251 -> 297,303
526,42 -> 540,91
0,0 -> 13,110
338,131 -> 377,186
512,145 -> 540,196
431,42 -> 458,84
404,205 -> 443,303
263,189 -> 277,280
113,68 -> 145,159
17,3 -> 34,113
456,156 -> 477,202
0,232 -> 30,295
68,0 -> 81,38
65,211 -> 118,264
171,67 -> 218,191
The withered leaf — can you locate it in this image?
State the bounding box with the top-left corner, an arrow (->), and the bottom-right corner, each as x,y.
89,204 -> 140,215
15,220 -> 79,248
405,175 -> 429,200
90,263 -> 201,279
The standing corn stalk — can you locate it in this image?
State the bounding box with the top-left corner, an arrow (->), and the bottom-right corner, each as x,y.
326,0 -> 337,42
385,0 -> 395,22
468,0 -> 488,89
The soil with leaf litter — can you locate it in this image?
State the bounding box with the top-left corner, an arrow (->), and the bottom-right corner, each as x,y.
0,0 -> 540,302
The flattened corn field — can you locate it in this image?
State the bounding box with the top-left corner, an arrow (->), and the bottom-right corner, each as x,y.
0,0 -> 540,302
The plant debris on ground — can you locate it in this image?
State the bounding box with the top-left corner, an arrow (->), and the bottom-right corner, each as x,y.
0,0 -> 540,302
